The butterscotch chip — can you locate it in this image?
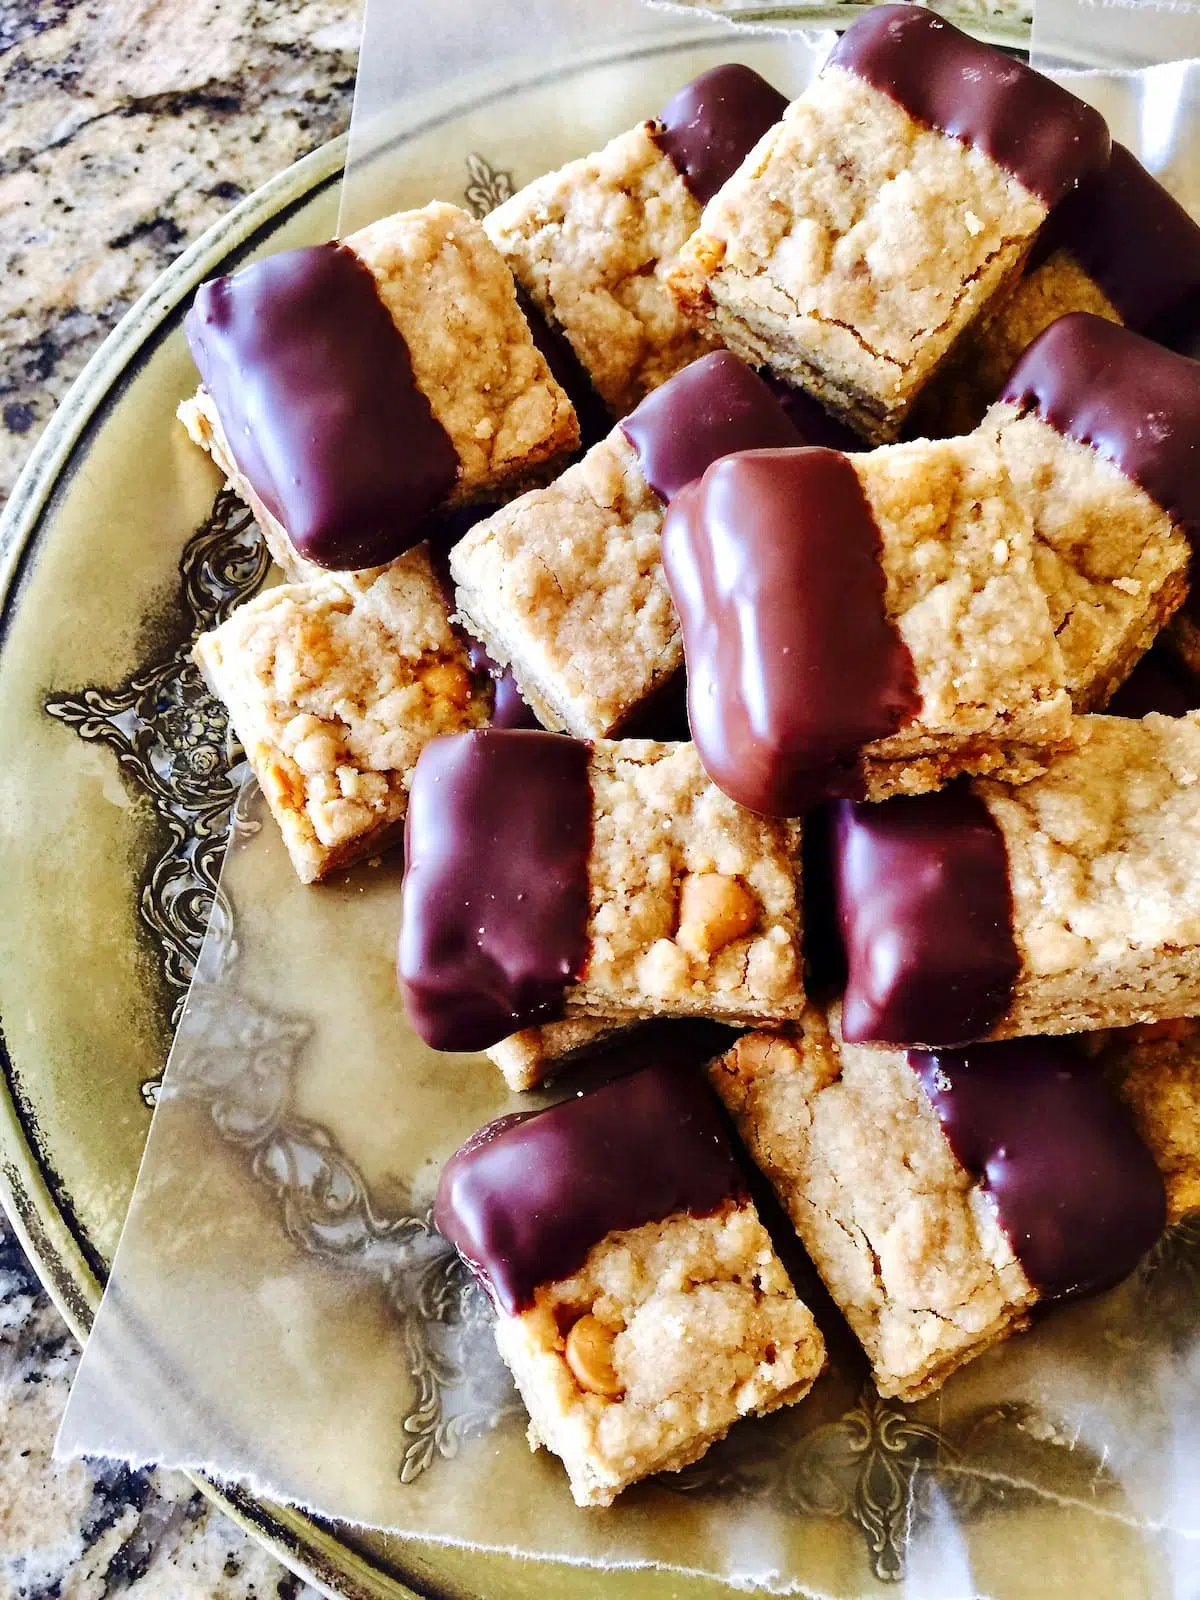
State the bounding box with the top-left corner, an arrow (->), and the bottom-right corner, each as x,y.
564,1315 -> 624,1398
677,873 -> 759,957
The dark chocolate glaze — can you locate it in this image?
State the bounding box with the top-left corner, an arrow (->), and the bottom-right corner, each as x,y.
827,5 -> 1110,208
434,1056 -> 747,1314
832,785 -> 1019,1046
186,243 -> 459,570
910,1039 -> 1166,1298
1000,313 -> 1200,543
426,528 -> 539,729
661,447 -> 920,816
653,63 -> 788,206
1108,646 -> 1200,719
620,351 -> 802,503
759,371 -> 868,453
1039,144 -> 1200,334
398,730 -> 591,1050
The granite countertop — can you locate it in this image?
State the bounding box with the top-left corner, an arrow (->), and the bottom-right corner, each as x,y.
1,2 -> 361,1593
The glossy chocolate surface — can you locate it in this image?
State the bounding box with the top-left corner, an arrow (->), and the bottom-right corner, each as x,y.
398,730 -> 591,1050
1108,647 -> 1200,719
832,785 -> 1018,1046
620,352 -> 801,503
828,5 -> 1110,208
910,1039 -> 1166,1298
186,242 -> 459,569
1000,313 -> 1200,542
1044,144 -> 1200,333
654,63 -> 788,206
661,447 -> 919,816
434,1056 -> 746,1314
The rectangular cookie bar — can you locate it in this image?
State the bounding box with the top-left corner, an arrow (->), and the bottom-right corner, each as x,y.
435,1057 -> 826,1505
449,351 -> 802,737
984,315 -> 1197,710
398,730 -> 805,1051
914,142 -> 1200,436
483,64 -> 787,417
830,712 -> 1200,1048
662,433 -> 1071,817
668,6 -> 1109,441
194,548 -> 487,883
180,201 -> 578,579
711,1012 -> 1163,1400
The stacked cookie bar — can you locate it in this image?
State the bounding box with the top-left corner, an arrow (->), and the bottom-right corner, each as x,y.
182,5 -> 1200,1507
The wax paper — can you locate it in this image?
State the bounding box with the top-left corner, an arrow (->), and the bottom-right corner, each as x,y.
58,4 -> 1200,1593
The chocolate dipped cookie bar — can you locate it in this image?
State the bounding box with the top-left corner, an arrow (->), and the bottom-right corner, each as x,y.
448,351 -> 802,737
180,202 -> 578,579
662,435 -> 1071,815
830,712 -> 1200,1047
435,1056 -> 826,1505
984,315 -> 1198,711
483,64 -> 787,417
398,729 -> 805,1051
711,1013 -> 1165,1400
668,6 -> 1109,441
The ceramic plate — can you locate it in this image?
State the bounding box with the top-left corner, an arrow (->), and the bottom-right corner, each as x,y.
0,11 -> 1152,1599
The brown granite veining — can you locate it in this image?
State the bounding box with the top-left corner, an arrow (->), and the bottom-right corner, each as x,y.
0,1 -> 359,1591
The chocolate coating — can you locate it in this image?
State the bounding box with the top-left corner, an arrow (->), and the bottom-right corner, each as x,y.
661,447 -> 920,816
434,1056 -> 746,1314
620,352 -> 801,503
398,730 -> 591,1050
653,64 -> 788,206
186,243 -> 459,569
832,785 -> 1018,1046
828,5 -> 1110,208
1108,646 -> 1200,719
1000,313 -> 1200,543
910,1039 -> 1166,1299
1042,144 -> 1200,334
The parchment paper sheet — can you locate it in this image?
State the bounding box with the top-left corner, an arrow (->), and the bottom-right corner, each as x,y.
58,4 -> 1200,1593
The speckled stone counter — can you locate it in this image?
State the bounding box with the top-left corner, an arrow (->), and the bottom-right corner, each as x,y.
1,2 -> 360,1592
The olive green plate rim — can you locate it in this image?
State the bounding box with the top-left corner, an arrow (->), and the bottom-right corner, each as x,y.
0,7 -> 1042,1594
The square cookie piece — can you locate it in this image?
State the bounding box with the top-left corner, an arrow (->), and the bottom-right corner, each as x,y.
181,202 -> 578,579
669,7 -> 1109,440
194,549 -> 486,883
435,1057 -> 825,1506
483,64 -> 788,416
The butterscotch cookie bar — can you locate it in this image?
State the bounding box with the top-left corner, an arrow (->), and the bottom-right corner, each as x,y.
449,352 -> 801,737
916,143 -> 1200,436
435,1057 -> 825,1505
711,1013 -> 1164,1400
662,435 -> 1071,816
831,713 -> 1200,1047
483,65 -> 787,416
194,549 -> 486,883
398,730 -> 804,1051
180,202 -> 577,579
668,6 -> 1109,441
1104,1020 -> 1200,1224
984,315 -> 1197,710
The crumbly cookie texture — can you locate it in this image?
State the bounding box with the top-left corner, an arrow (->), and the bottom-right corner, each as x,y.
850,432 -> 1071,793
449,427 -> 676,738
495,1200 -> 826,1507
1103,1019 -> 1200,1224
180,202 -> 578,579
568,741 -> 804,1024
193,549 -> 486,883
487,1017 -> 630,1093
980,713 -> 1200,1038
710,1013 -> 1035,1401
483,123 -> 711,417
668,68 -> 1044,441
985,403 -> 1191,710
914,252 -> 1121,437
